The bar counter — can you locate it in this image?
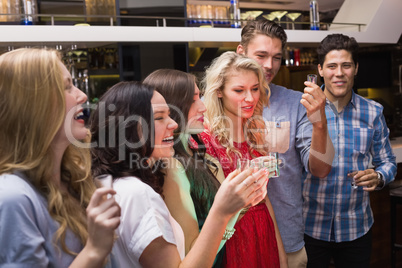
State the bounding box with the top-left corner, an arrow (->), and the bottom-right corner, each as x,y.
369,136 -> 402,267
391,136 -> 402,164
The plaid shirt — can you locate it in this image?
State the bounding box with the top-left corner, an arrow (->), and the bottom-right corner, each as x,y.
302,91 -> 397,242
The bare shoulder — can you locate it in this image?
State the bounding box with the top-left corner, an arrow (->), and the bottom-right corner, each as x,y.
164,157 -> 190,191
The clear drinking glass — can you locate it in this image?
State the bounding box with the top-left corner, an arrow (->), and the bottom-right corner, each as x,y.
95,174 -> 113,199
286,12 -> 301,30
237,159 -> 252,172
252,153 -> 279,178
307,74 -> 318,84
96,174 -> 113,188
270,11 -> 288,27
347,170 -> 359,189
237,153 -> 280,178
262,13 -> 276,21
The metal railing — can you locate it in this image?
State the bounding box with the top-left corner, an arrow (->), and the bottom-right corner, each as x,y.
0,13 -> 366,31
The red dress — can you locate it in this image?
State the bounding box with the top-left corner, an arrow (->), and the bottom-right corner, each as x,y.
200,130 -> 280,268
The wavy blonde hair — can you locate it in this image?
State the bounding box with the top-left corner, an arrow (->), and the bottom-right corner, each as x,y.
202,51 -> 270,159
0,48 -> 95,255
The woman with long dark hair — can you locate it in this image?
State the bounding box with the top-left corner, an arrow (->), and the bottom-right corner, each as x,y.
89,81 -> 268,267
144,69 -> 257,266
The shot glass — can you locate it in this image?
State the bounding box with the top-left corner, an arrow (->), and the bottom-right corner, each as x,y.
96,174 -> 113,188
267,152 -> 279,178
347,170 -> 358,189
95,174 -> 114,198
237,159 -> 252,172
307,74 -> 318,84
252,153 -> 279,178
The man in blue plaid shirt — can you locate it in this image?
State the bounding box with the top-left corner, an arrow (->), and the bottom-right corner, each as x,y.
302,34 -> 397,267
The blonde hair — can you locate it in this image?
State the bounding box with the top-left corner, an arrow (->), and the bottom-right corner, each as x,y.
202,51 -> 270,158
0,48 -> 95,255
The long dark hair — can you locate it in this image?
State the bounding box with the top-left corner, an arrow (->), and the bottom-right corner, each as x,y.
143,69 -> 220,223
89,81 -> 164,194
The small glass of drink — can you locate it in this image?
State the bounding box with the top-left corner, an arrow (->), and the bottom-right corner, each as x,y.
96,174 -> 113,188
347,170 -> 359,189
95,174 -> 114,199
307,74 -> 318,84
252,153 -> 279,178
237,159 -> 252,172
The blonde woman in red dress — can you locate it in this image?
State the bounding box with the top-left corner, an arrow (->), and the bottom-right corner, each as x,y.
200,51 -> 288,267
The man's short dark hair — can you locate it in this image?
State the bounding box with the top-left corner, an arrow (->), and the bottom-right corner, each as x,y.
317,34 -> 359,66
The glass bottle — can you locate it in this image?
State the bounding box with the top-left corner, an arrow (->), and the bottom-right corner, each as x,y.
294,48 -> 300,66
228,0 -> 240,28
20,0 -> 37,25
309,0 -> 320,30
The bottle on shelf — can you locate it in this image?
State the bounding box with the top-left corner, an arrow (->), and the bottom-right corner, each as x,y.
309,0 -> 320,30
20,0 -> 36,25
214,6 -> 228,26
228,0 -> 241,28
294,48 -> 300,66
284,47 -> 291,66
71,66 -> 78,88
81,69 -> 92,124
289,48 -> 294,66
104,48 -> 116,69
186,4 -> 194,26
0,0 -> 20,22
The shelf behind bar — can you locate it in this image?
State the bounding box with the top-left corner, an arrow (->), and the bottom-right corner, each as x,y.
0,14 -> 399,48
0,25 -> 384,48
